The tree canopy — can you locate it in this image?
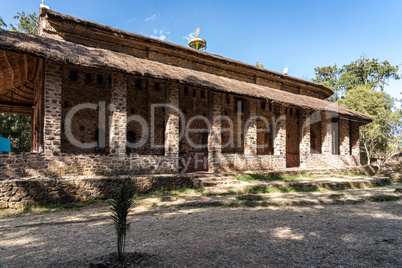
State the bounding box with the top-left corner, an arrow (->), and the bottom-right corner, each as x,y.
313,55 -> 400,102
338,85 -> 399,164
0,17 -> 6,31
0,113 -> 31,152
0,12 -> 38,33
9,12 -> 38,34
315,55 -> 402,166
256,61 -> 264,68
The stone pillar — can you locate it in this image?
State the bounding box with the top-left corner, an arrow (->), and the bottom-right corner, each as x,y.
109,73 -> 127,158
299,110 -> 311,167
208,92 -> 222,172
244,99 -> 257,156
321,112 -> 332,155
339,118 -> 350,156
44,61 -> 62,156
274,106 -> 286,157
164,84 -> 180,172
350,121 -> 360,164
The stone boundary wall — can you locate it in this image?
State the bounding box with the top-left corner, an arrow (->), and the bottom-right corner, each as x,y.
0,175 -> 202,209
0,151 -> 361,179
0,153 -> 178,178
0,165 -> 379,209
305,154 -> 360,169
217,154 -> 286,171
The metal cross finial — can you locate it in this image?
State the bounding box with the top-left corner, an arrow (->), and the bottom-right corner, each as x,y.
194,28 -> 200,38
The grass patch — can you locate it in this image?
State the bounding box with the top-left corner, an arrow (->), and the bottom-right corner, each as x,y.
175,194 -> 400,209
235,172 -> 316,183
11,199 -> 100,215
368,179 -> 392,187
368,195 -> 400,202
169,188 -> 205,195
245,186 -> 279,194
244,184 -> 321,194
158,196 -> 173,202
282,172 -> 314,181
278,186 -> 293,193
235,174 -> 268,183
336,172 -> 361,177
328,193 -> 346,199
236,195 -> 263,201
176,201 -> 284,208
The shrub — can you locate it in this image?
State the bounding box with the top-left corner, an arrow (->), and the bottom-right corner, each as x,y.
110,179 -> 136,261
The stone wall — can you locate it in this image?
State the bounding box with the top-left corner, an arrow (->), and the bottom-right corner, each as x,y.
179,85 -> 209,172
0,152 -> 177,178
0,175 -> 201,209
44,61 -> 62,157
127,77 -> 166,156
221,94 -> 244,154
0,164 -> 378,209
61,65 -> 113,154
305,154 -> 360,169
217,154 -> 286,171
286,107 -> 301,167
350,121 -> 360,163
256,100 -> 274,155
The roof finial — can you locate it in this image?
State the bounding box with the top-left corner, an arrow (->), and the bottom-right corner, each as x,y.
194,28 -> 200,38
40,0 -> 49,10
283,65 -> 289,75
188,28 -> 207,50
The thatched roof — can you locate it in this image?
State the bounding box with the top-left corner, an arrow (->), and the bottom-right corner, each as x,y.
43,8 -> 334,99
0,48 -> 42,115
0,31 -> 371,122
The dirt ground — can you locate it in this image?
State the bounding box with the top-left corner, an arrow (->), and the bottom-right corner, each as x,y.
0,190 -> 401,267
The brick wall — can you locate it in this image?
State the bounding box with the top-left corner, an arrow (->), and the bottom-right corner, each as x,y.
61,65 -> 112,154
256,100 -> 274,155
0,174 -> 202,209
286,107 -> 301,167
179,86 -> 209,172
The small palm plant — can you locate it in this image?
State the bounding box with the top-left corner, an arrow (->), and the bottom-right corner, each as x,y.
110,179 -> 136,261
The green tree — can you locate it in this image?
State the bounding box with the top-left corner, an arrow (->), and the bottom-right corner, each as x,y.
338,85 -> 399,165
313,55 -> 400,102
9,12 -> 38,34
0,113 -> 31,152
0,17 -> 6,30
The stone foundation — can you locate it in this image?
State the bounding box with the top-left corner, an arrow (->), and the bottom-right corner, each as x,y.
0,175 -> 200,209
0,152 -> 178,178
0,165 -> 380,209
0,150 -> 363,179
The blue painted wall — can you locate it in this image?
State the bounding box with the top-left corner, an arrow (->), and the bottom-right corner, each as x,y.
0,137 -> 11,152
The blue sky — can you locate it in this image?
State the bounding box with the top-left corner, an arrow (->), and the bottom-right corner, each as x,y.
1,0 -> 401,105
